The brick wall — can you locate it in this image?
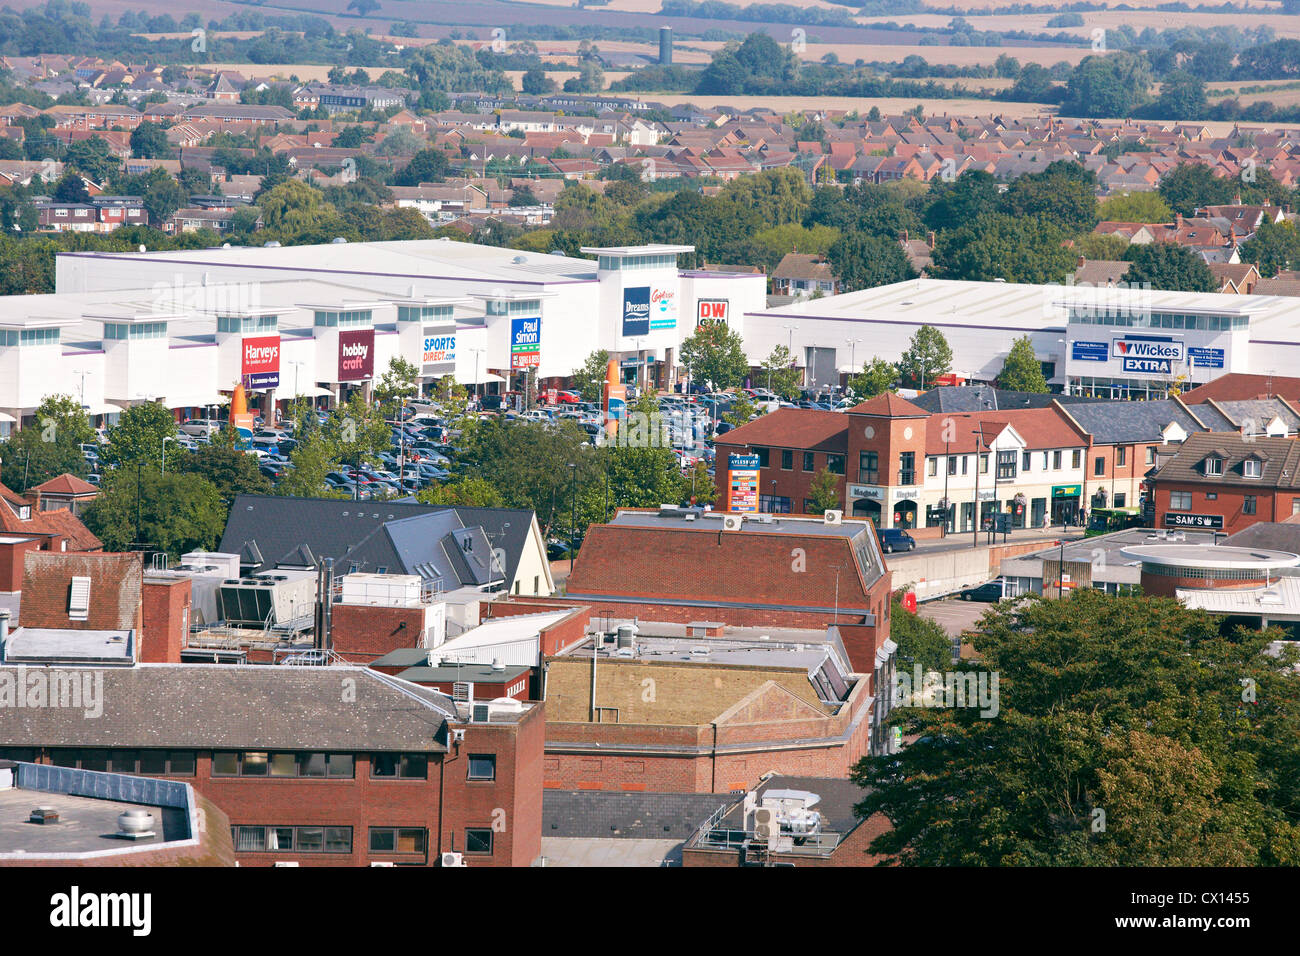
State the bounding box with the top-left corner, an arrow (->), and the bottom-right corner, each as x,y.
330,603 -> 428,663
140,576 -> 191,664
0,537 -> 42,593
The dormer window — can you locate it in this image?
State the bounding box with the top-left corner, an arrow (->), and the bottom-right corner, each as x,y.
1204,456 -> 1224,477
1243,459 -> 1263,479
18,505 -> 30,520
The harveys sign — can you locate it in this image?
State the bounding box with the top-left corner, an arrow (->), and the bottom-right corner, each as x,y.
241,335 -> 280,390
338,328 -> 375,381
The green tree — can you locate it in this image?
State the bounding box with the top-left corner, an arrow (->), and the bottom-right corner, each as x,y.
1098,191 -> 1174,223
722,393 -> 758,428
1154,70 -> 1208,121
898,326 -> 952,390
416,476 -> 505,507
888,596 -> 952,674
806,467 -> 841,515
679,323 -> 750,392
851,590 -> 1300,865
521,68 -> 557,96
760,345 -> 803,401
102,402 -> 179,469
998,161 -> 1099,234
276,430 -> 336,498
827,229 -> 916,292
393,147 -> 449,186
1158,162 -> 1237,217
374,356 -> 420,420
130,121 -> 173,159
684,459 -> 716,505
1122,242 -> 1217,292
1062,52 -> 1152,118
82,468 -> 226,558
848,357 -> 899,400
931,213 -> 1076,284
1239,218 -> 1300,277
144,174 -> 187,227
63,137 -> 119,184
996,335 -> 1049,392
174,442 -> 272,509
0,394 -> 93,492
570,349 -> 611,403
922,170 -> 1000,233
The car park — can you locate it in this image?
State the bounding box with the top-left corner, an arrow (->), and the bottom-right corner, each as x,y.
180,418 -> 222,438
960,580 -> 1006,602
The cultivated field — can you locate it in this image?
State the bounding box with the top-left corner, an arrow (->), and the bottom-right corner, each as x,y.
633,91 -> 1060,119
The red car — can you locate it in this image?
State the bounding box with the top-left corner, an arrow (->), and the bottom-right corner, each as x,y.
556,390 -> 582,405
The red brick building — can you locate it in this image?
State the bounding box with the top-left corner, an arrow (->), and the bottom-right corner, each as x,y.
1147,431 -> 1300,534
0,665 -> 544,867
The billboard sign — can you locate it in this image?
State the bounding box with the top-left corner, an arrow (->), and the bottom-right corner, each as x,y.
422,331 -> 456,366
697,298 -> 729,327
1187,346 -> 1225,369
727,453 -> 760,514
510,316 -> 541,370
1070,341 -> 1108,362
1113,337 -> 1183,362
337,328 -> 375,382
650,287 -> 677,330
241,335 -> 280,390
622,286 -> 650,337
1121,356 -> 1173,375
1164,512 -> 1224,529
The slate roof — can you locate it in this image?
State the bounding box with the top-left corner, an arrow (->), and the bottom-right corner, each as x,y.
0,665 -> 453,751
1151,432 -> 1300,490
219,495 -> 534,591
909,385 -> 1102,414
1199,398 -> 1300,434
543,790 -> 735,839
1224,521 -> 1300,552
1056,397 -> 1203,445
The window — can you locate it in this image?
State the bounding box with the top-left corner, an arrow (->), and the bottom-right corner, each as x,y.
1072,450 -> 1082,469
858,451 -> 878,483
979,454 -> 989,475
961,456 -> 968,475
996,451 -> 1016,480
826,454 -> 845,476
212,752 -> 239,776
1244,496 -> 1257,515
754,447 -> 769,468
1244,459 -> 1262,479
1293,499 -> 1300,516
948,456 -> 958,476
370,828 -> 427,854
803,452 -> 815,472
1117,447 -> 1127,467
927,456 -> 938,477
898,452 -> 914,485
465,828 -> 494,855
1114,493 -> 1126,508
1207,492 -> 1217,500
372,753 -> 429,779
1146,447 -> 1156,466
1170,492 -> 1193,510
1022,451 -> 1031,472
467,754 -> 496,781
68,575 -> 91,621
759,495 -> 791,514
1053,450 -> 1062,470
1204,457 -> 1223,477
233,826 -> 352,854
240,752 -> 269,776
780,449 -> 793,471
1094,456 -> 1105,477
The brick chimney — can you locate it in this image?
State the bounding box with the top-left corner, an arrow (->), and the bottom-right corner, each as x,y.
1077,255 -> 1086,269
927,230 -> 936,249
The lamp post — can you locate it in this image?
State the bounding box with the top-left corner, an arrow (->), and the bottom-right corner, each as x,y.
568,462 -> 578,574
161,435 -> 174,475
971,425 -> 986,549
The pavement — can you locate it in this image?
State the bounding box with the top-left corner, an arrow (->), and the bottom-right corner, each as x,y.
903,527 -> 1088,557
918,598 -> 996,638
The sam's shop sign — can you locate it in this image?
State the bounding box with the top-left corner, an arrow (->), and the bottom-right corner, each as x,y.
338,328 -> 375,381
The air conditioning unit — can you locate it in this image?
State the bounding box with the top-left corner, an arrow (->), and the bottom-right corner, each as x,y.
451,728 -> 466,744
824,509 -> 843,525
722,514 -> 743,532
273,862 -> 299,867
441,851 -> 466,868
753,807 -> 774,841
472,702 -> 491,722
452,681 -> 474,703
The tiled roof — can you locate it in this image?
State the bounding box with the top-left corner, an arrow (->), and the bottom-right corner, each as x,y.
922,407 -> 1087,455
1059,398 -> 1204,445
0,481 -> 101,551
717,408 -> 847,452
1181,373 -> 1300,405
848,393 -> 929,418
29,473 -> 98,495
1151,431 -> 1300,489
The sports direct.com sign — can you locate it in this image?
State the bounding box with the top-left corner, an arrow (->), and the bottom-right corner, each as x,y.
338,328 -> 375,381
241,335 -> 280,389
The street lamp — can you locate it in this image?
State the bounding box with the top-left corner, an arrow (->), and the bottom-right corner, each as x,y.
568,462 -> 578,574
971,425 -> 986,549
161,435 -> 174,475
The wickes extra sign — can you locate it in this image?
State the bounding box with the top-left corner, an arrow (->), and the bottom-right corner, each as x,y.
1113,336 -> 1183,376
338,328 -> 375,381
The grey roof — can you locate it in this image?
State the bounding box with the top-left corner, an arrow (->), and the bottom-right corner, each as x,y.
220,495 -> 534,591
1060,398 -> 1203,445
909,385 -> 1102,414
708,774 -> 870,835
0,664 -> 453,751
1224,522 -> 1300,553
1188,403 -> 1235,431
1205,399 -> 1300,433
543,790 -> 733,840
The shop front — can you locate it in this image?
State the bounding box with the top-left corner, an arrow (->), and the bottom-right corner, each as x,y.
1051,484 -> 1082,525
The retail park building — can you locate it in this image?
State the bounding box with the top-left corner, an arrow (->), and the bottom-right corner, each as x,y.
3,238 -> 1300,427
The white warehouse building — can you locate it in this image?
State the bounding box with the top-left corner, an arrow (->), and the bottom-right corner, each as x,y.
0,239 -> 766,428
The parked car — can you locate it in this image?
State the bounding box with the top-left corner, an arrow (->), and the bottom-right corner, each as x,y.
180,418 -> 222,438
960,580 -> 1006,602
879,528 -> 916,553
556,390 -> 582,405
